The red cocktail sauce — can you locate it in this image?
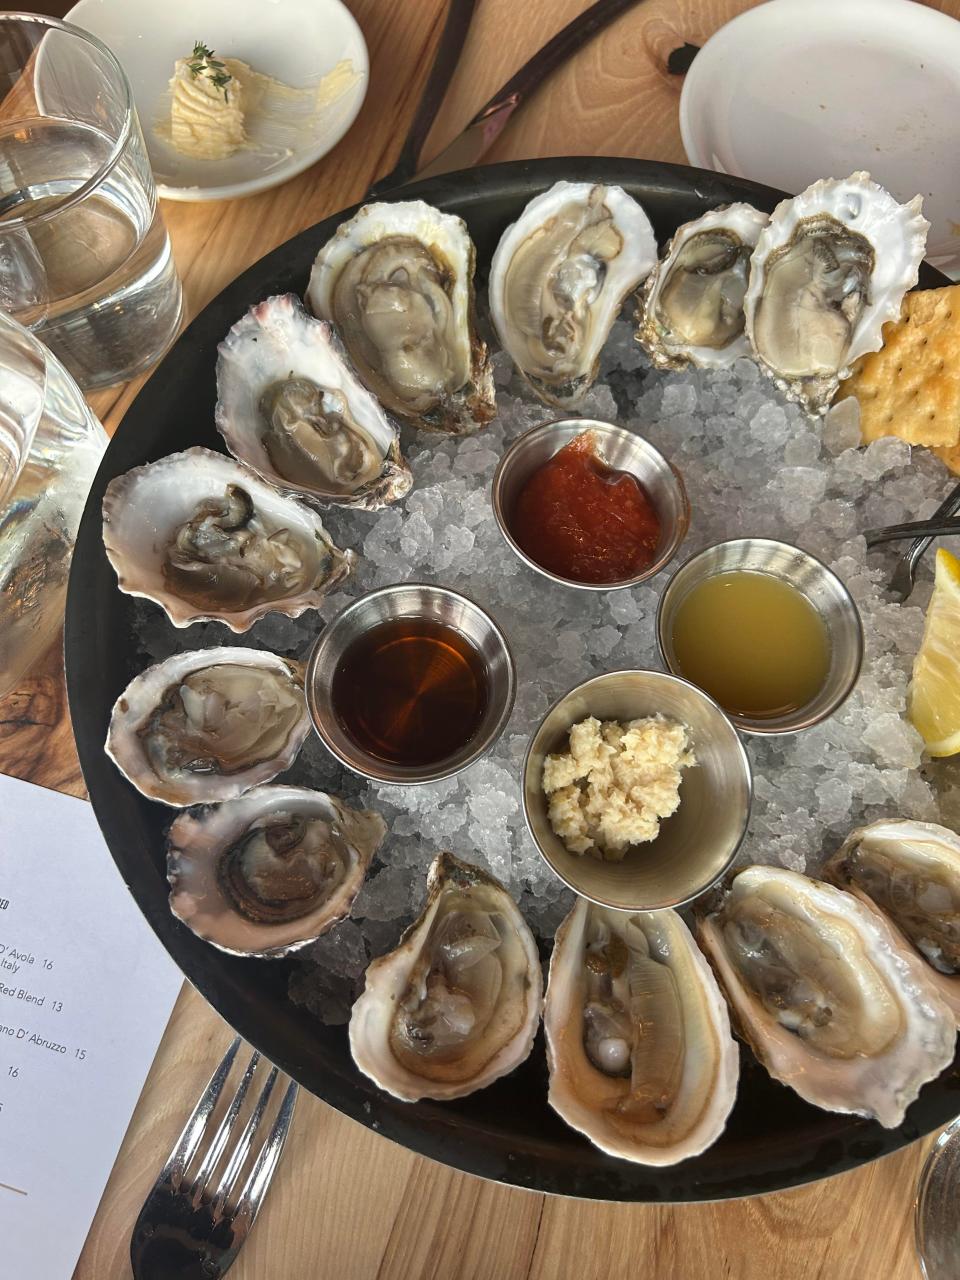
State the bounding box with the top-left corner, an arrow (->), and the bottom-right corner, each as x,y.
510,433 -> 661,584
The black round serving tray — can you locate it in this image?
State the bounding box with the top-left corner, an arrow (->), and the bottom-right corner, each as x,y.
65,157 -> 960,1201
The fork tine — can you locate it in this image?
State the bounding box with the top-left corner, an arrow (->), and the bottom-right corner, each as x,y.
208,1063 -> 279,1216
190,1049 -> 261,1201
159,1034 -> 241,1189
232,1079 -> 299,1228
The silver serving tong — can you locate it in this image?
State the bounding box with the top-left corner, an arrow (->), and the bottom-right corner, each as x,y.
866,479 -> 960,601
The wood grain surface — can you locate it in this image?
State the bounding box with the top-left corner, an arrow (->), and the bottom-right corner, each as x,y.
2,0 -> 958,1277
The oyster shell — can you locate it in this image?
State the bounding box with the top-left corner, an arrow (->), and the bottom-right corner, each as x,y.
743,172 -> 929,413
216,294 -> 412,509
106,647 -> 310,807
102,446 -> 354,632
167,785 -> 385,956
489,181 -> 657,407
698,866 -> 955,1128
636,203 -> 768,369
544,898 -> 738,1165
307,200 -> 494,433
349,852 -> 541,1101
824,820 -> 960,1024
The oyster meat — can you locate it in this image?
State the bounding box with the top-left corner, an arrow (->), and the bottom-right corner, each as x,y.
216,294 -> 411,509
106,647 -> 309,807
544,898 -> 738,1164
636,203 -> 768,369
167,785 -> 386,956
307,200 -> 494,433
743,172 -> 929,413
825,820 -> 960,1024
102,446 -> 354,631
488,181 -> 657,407
349,852 -> 541,1101
698,866 -> 955,1127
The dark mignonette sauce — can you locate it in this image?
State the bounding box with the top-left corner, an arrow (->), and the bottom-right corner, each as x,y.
331,617 -> 488,766
510,433 -> 661,583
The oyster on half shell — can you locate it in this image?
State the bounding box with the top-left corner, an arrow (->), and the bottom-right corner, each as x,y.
743,172 -> 929,413
349,852 -> 542,1101
307,200 -> 494,434
489,181 -> 657,407
825,820 -> 960,1025
545,898 -> 738,1165
167,785 -> 386,957
107,647 -> 310,807
102,447 -> 354,632
216,294 -> 411,510
698,866 -> 955,1128
636,203 -> 769,369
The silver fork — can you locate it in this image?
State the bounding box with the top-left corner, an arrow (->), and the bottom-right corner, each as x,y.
130,1036 -> 299,1280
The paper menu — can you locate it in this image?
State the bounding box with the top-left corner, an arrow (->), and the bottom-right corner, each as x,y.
0,774 -> 182,1280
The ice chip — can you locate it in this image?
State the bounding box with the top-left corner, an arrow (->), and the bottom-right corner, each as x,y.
822,397 -> 862,455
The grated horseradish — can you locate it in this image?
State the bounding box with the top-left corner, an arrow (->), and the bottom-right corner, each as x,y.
543,715 -> 696,859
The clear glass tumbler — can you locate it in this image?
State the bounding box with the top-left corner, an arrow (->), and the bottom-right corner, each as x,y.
916,1114 -> 960,1280
0,308 -> 106,698
0,14 -> 182,389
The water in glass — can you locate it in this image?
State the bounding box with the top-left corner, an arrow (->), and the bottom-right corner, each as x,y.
0,16 -> 182,390
0,311 -> 106,696
0,117 -> 180,388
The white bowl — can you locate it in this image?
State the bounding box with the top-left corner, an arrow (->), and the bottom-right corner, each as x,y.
680,0 -> 960,278
64,0 -> 368,202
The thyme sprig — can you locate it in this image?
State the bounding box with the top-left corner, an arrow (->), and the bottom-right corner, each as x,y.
187,41 -> 233,99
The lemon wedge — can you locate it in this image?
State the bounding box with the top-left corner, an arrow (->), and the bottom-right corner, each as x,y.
908,548 -> 960,756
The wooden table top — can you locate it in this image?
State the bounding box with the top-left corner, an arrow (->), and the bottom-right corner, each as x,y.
4,0 -> 959,1276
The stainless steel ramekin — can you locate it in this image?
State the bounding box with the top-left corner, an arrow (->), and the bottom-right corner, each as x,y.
491,418 -> 689,590
656,537 -> 864,735
306,583 -> 516,784
522,669 -> 752,911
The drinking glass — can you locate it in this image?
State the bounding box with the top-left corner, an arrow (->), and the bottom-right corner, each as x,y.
0,14 -> 182,389
915,1114 -> 960,1280
0,308 -> 106,697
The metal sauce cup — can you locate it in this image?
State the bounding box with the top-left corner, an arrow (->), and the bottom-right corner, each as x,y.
523,670 -> 752,911
306,584 -> 515,784
656,537 -> 864,735
491,419 -> 689,590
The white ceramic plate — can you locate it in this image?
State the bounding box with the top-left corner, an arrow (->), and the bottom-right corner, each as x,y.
680,0 -> 960,277
64,0 -> 369,202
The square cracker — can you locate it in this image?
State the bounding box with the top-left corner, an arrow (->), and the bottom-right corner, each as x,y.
836,284 -> 960,448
